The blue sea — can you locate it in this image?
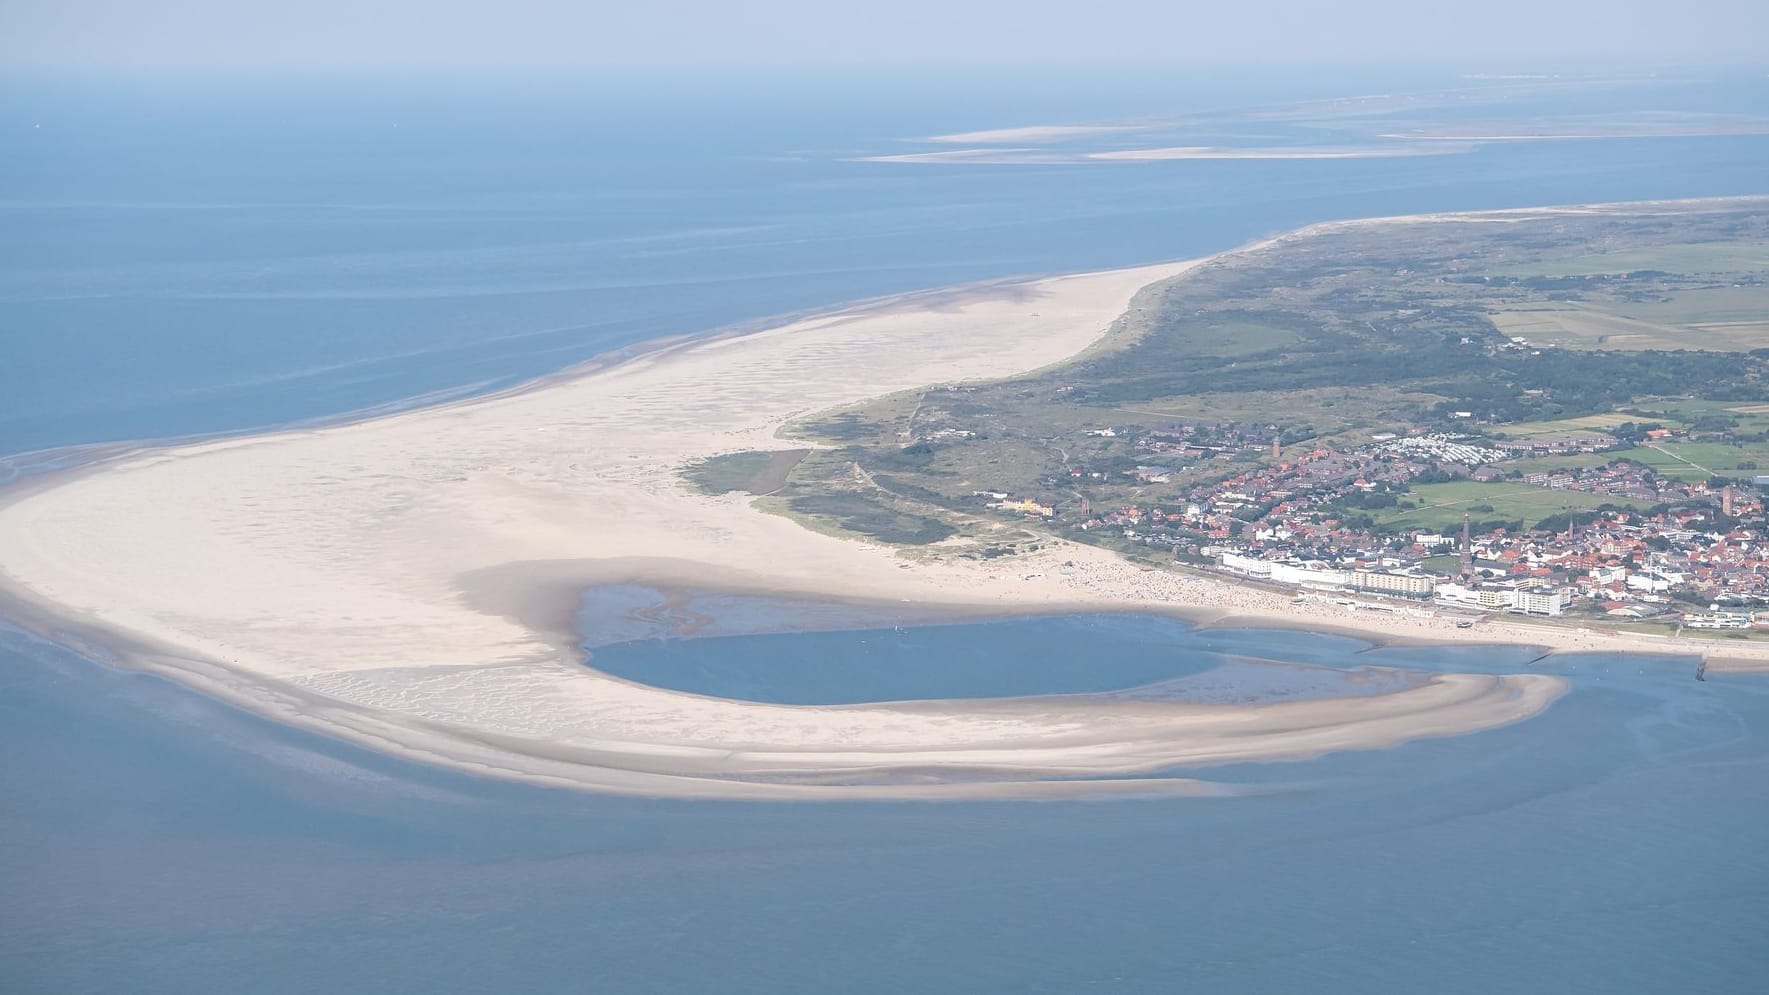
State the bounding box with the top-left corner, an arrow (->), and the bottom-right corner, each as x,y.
2,70 -> 1767,993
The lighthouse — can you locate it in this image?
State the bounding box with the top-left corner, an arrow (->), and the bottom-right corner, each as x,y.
1459,512 -> 1474,581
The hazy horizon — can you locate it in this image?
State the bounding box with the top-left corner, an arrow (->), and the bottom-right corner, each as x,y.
5,0 -> 1768,73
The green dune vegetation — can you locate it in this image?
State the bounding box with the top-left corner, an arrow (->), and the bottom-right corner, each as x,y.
690,202 -> 1769,552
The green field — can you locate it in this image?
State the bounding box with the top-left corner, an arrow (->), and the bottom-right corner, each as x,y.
1496,412 -> 1651,437
1421,553 -> 1463,575
1628,398 -> 1769,436
1623,442 -> 1769,482
1493,451 -> 1622,475
1601,285 -> 1769,326
1481,441 -> 1769,483
1488,296 -> 1769,352
1367,481 -> 1651,531
1479,235 -> 1769,352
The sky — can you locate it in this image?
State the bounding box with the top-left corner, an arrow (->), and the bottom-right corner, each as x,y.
3,0 -> 1767,73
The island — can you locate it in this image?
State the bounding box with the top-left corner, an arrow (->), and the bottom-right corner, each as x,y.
4,197 -> 1765,799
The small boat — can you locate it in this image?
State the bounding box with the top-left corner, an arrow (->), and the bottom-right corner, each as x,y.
1456,619 -> 1475,629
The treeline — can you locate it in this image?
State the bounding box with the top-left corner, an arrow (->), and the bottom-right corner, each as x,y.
1427,350 -> 1769,423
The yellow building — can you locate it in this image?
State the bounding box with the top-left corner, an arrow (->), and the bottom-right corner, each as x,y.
993,498 -> 1055,518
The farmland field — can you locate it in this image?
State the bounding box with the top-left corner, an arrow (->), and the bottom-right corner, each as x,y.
1624,441 -> 1769,481
1492,451 -> 1625,474
1482,441 -> 1769,483
1495,412 -> 1647,437
1488,295 -> 1769,351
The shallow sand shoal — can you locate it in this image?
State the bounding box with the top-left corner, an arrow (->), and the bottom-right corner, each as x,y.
10,213 -> 1742,798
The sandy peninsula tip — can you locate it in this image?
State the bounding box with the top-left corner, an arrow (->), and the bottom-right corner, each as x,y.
0,236 -> 1605,800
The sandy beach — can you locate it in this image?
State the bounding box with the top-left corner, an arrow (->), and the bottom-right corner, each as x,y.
4,211 -> 1759,799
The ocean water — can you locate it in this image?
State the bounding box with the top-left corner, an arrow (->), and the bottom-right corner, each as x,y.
6,71 -> 1769,454
3,71 -> 1769,992
3,619 -> 1766,994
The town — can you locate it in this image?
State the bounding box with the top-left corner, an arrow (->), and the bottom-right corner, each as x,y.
991,421 -> 1769,632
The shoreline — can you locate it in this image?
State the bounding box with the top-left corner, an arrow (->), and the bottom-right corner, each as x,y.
481,552 -> 1761,673
3,199 -> 1762,800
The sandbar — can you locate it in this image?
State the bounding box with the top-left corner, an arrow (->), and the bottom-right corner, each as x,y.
11,211 -> 1743,799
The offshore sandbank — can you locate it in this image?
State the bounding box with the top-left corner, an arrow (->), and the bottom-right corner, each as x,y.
14,205 -> 1757,799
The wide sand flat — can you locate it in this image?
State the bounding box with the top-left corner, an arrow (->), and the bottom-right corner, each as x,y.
0,254 -> 1584,799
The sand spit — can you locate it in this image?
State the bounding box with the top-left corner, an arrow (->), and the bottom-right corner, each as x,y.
860,145 -> 1464,165
1082,145 -> 1466,161
921,124 -> 1149,145
15,205 -> 1761,799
